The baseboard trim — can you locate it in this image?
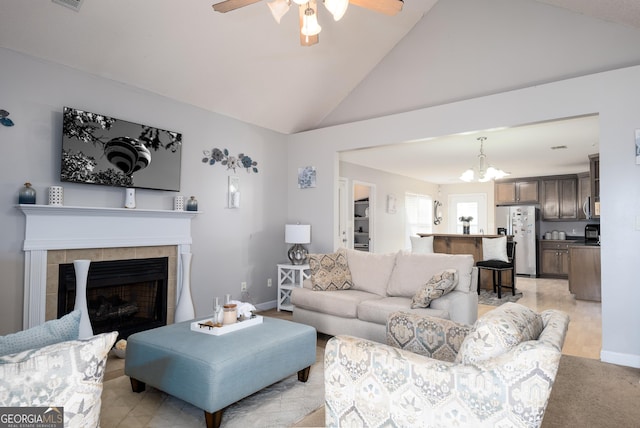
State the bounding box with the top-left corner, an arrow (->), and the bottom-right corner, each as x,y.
255,300 -> 277,311
600,349 -> 640,368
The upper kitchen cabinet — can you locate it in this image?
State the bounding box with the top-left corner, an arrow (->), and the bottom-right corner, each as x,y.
589,154 -> 600,218
495,179 -> 539,205
541,175 -> 578,220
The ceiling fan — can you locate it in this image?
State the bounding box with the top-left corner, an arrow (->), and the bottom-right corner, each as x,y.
212,0 -> 404,46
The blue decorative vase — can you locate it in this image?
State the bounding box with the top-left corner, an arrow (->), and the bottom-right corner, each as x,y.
19,182 -> 36,204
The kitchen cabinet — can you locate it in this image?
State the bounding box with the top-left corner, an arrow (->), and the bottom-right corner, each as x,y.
568,245 -> 601,301
577,172 -> 591,220
541,176 -> 578,220
589,154 -> 600,218
539,240 -> 575,278
354,200 -> 370,252
495,179 -> 539,205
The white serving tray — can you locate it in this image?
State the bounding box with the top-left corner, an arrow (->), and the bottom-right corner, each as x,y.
190,315 -> 263,336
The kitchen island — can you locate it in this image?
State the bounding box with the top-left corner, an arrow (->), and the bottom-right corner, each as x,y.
417,234 -> 514,291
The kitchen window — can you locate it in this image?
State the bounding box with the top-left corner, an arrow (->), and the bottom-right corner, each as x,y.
405,192 -> 432,248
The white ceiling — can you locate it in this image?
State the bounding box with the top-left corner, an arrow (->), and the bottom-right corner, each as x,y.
2,0 -> 640,182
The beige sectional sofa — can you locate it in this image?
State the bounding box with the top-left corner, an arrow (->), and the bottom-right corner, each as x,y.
291,248 -> 478,343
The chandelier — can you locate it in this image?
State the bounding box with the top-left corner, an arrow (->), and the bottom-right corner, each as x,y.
460,137 -> 510,182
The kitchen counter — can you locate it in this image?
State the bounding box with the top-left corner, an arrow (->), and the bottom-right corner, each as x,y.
569,245 -> 601,301
418,234 -> 514,291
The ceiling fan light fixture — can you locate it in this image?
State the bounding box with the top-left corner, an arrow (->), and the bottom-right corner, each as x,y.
324,0 -> 349,21
301,6 -> 322,36
292,0 -> 307,4
267,0 -> 290,23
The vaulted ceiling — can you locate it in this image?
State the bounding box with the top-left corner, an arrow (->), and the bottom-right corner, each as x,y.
2,0 -> 640,182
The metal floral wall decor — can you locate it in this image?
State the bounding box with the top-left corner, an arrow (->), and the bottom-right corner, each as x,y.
202,148 -> 258,173
0,109 -> 15,127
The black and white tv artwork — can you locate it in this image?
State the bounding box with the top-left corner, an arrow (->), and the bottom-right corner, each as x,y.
61,107 -> 182,191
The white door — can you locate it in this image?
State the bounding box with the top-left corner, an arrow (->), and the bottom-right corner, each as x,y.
338,178 -> 348,248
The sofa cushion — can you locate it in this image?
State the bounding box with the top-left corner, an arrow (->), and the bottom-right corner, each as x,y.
411,269 -> 457,308
357,297 -> 449,325
308,248 -> 353,291
0,331 -> 117,427
387,252 -> 475,296
291,287 -> 380,319
410,235 -> 434,253
482,236 -> 509,262
346,249 -> 397,297
0,310 -> 81,357
456,302 -> 544,364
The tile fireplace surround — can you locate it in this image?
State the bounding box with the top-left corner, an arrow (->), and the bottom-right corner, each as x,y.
18,205 -> 197,329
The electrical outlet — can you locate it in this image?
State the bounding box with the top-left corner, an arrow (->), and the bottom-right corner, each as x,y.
241,281 -> 247,291
267,278 -> 272,287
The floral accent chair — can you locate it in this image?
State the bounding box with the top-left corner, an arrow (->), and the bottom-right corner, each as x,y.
324,303 -> 569,428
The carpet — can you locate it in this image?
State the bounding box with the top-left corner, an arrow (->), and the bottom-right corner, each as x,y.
295,354 -> 640,427
478,288 -> 522,306
100,347 -> 325,428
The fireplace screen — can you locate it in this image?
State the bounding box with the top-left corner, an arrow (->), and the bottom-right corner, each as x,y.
58,257 -> 168,339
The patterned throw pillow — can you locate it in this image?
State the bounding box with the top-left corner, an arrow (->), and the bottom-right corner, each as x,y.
456,302 -> 544,364
309,248 -> 353,291
411,269 -> 457,308
0,310 -> 81,357
0,331 -> 117,428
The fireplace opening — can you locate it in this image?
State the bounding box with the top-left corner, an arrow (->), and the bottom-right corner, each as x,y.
58,257 -> 168,340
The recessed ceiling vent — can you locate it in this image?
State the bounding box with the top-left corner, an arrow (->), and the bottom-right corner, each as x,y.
550,145 -> 568,150
52,0 -> 84,12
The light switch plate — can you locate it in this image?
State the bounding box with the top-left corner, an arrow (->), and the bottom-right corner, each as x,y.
636,216 -> 640,231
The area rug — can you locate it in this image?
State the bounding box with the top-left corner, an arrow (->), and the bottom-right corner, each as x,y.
296,355 -> 640,428
478,288 -> 522,306
100,347 -> 325,428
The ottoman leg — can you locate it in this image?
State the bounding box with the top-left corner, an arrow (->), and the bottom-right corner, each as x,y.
298,366 -> 311,382
130,378 -> 146,393
204,409 -> 223,428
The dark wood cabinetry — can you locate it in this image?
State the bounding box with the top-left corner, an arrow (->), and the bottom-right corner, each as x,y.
541,176 -> 578,220
539,240 -> 575,278
495,180 -> 539,205
569,245 -> 601,301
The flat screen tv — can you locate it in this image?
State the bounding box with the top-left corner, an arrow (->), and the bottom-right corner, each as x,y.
60,106 -> 182,191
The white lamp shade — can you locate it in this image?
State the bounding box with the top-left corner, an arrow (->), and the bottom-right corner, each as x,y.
267,0 -> 290,24
285,224 -> 311,244
324,0 -> 349,21
301,8 -> 322,36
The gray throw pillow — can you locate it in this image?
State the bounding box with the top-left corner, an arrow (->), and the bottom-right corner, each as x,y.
411,269 -> 457,308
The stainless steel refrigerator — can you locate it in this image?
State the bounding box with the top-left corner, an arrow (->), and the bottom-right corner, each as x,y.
495,205 -> 538,276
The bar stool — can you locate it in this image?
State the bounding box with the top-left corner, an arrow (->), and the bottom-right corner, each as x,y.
476,241 -> 516,299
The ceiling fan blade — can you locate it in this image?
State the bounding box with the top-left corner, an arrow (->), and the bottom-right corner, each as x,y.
299,0 -> 319,47
349,0 -> 404,16
212,0 -> 261,13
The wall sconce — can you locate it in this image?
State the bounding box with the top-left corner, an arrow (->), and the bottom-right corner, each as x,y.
433,200 -> 443,225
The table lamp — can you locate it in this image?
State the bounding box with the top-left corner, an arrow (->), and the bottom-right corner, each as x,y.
285,224 -> 311,265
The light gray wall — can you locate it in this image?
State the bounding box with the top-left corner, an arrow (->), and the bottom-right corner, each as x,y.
0,48 -> 288,334
339,161 -> 438,253
288,65 -> 640,368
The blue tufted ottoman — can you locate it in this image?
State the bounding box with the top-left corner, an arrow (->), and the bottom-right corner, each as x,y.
124,316 -> 317,428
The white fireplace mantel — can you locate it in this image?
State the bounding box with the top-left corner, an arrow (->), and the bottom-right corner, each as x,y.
18,204 -> 198,328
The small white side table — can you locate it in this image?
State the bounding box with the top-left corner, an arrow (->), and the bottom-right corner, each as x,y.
277,263 -> 310,311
